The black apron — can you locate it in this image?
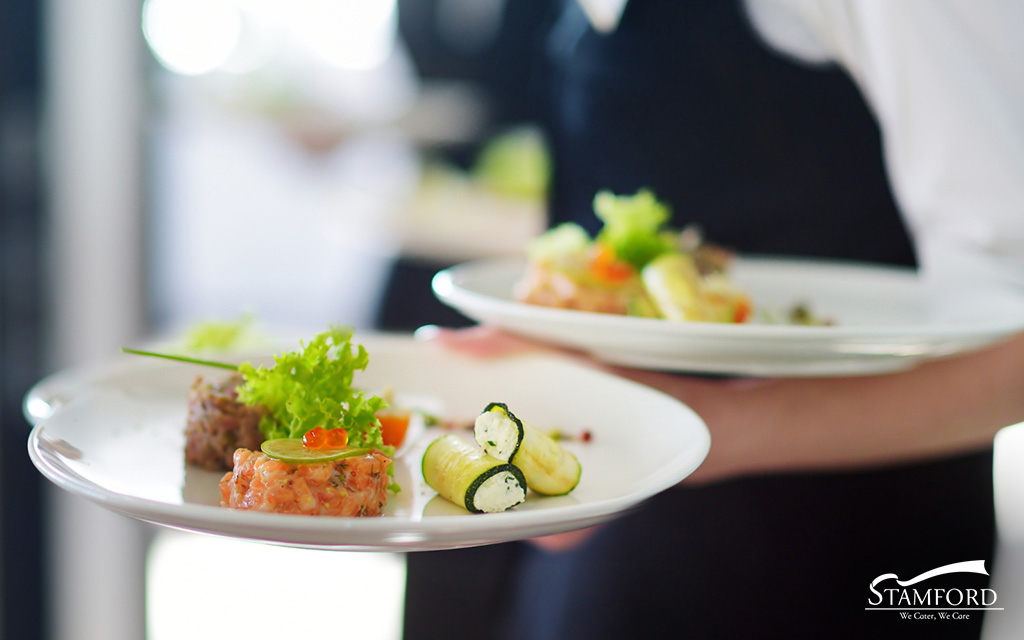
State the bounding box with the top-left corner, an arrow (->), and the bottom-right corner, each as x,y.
403,2 -> 995,638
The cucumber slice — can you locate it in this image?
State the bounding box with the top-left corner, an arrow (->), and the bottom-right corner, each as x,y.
422,434 -> 526,513
261,439 -> 373,465
475,403 -> 581,496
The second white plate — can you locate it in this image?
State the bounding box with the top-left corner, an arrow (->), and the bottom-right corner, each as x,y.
433,256 -> 1024,377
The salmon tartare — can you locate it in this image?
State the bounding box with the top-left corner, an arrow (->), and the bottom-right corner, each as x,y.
220,447 -> 392,516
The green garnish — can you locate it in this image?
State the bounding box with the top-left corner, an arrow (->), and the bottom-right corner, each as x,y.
525,222 -> 590,264
235,326 -> 387,449
414,408 -> 442,427
181,313 -> 256,351
119,348 -> 240,370
593,189 -> 675,269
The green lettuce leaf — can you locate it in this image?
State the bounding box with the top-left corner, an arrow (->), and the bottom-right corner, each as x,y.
235,325 -> 387,449
525,222 -> 591,264
181,313 -> 256,352
593,189 -> 675,269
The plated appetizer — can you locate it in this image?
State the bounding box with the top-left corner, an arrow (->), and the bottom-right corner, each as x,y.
516,189 -> 830,325
516,189 -> 752,323
127,325 -> 403,518
127,327 -> 590,519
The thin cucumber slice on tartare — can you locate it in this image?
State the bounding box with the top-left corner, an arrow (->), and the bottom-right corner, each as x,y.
422,434 -> 527,513
260,439 -> 374,465
474,402 -> 581,496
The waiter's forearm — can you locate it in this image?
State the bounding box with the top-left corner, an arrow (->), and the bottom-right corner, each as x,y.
614,332 -> 1024,483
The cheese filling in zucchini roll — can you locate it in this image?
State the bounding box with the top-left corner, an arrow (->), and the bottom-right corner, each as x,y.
474,403 -> 581,496
422,434 -> 526,513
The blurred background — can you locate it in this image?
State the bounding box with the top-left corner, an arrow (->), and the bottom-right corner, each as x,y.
2,1 -> 554,638
3,1 -> 1024,639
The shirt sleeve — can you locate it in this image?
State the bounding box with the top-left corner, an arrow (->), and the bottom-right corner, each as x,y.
746,0 -> 1024,320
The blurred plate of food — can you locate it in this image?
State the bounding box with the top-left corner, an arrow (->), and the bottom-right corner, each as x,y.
434,189 -> 1024,377
433,255 -> 1024,377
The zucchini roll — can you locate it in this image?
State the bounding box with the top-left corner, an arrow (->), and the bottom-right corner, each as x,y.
474,403 -> 581,496
640,252 -> 706,321
422,434 -> 526,513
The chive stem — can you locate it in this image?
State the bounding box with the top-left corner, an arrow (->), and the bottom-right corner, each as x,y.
120,347 -> 240,371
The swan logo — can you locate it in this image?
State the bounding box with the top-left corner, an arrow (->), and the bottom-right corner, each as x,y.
866,560 -> 1001,620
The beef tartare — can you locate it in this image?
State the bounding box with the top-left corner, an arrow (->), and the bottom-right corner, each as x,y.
185,373 -> 267,471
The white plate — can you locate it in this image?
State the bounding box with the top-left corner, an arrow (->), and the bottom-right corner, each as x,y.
24,334 -> 709,551
433,256 -> 1024,377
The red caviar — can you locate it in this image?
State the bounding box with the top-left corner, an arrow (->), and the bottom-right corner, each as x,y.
302,427 -> 349,449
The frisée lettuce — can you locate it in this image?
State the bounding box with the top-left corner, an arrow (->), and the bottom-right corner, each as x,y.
593,189 -> 675,269
181,313 -> 257,352
525,222 -> 590,265
235,325 -> 388,450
